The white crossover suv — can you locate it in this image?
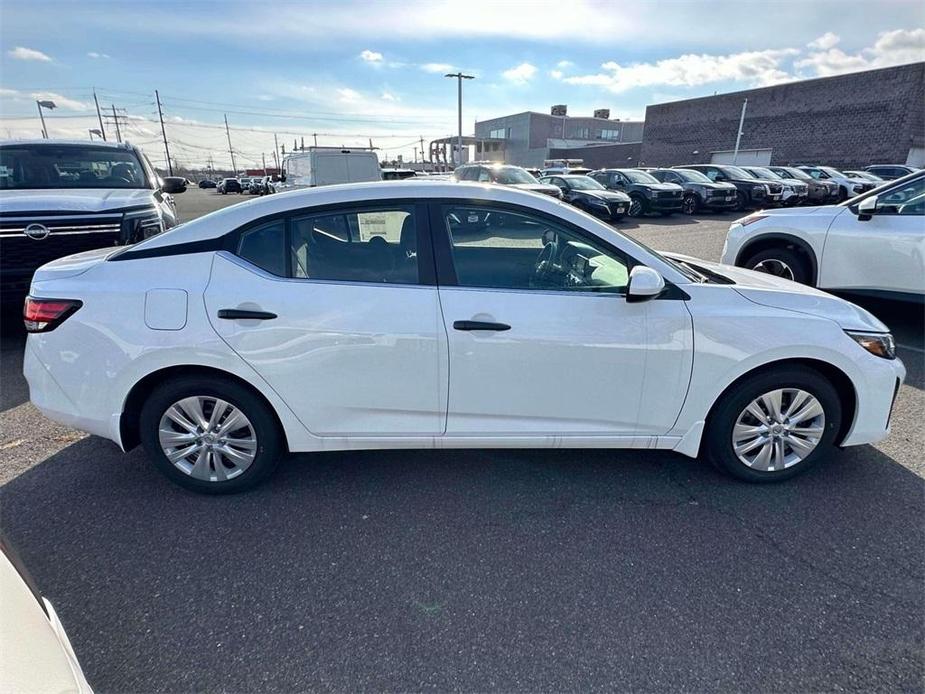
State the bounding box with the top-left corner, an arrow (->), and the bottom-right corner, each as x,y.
722,171 -> 925,301
24,182 -> 904,493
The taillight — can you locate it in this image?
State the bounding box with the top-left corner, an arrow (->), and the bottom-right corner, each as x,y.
23,297 -> 82,333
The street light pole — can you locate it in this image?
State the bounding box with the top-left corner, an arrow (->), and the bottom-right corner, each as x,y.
445,72 -> 474,167
732,98 -> 748,164
36,100 -> 56,139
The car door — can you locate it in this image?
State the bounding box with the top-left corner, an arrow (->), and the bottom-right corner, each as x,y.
204,203 -> 448,436
820,176 -> 925,295
430,201 -> 693,436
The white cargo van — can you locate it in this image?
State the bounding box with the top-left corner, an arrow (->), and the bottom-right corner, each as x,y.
277,147 -> 382,190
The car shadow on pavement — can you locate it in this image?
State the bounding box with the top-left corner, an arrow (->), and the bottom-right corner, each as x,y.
2,438 -> 922,693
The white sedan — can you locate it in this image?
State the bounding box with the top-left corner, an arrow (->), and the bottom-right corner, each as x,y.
722,171 -> 925,301
24,182 -> 904,492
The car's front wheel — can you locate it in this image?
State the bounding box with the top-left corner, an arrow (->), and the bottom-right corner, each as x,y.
140,376 -> 282,494
627,195 -> 646,217
742,247 -> 811,284
705,366 -> 841,482
681,194 -> 698,215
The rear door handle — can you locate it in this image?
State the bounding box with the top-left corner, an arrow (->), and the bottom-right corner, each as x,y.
453,320 -> 511,331
217,309 -> 277,320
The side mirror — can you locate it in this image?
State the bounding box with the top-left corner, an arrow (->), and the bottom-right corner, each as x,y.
626,265 -> 665,303
856,194 -> 877,221
161,176 -> 187,194
714,174 -> 727,181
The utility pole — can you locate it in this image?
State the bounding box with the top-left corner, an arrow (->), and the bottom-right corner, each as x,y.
444,72 -> 474,167
224,114 -> 236,174
154,90 -> 173,175
312,133 -> 318,147
262,152 -> 267,176
419,136 -> 426,168
93,89 -> 107,141
732,98 -> 748,164
110,104 -> 122,143
273,133 -> 280,165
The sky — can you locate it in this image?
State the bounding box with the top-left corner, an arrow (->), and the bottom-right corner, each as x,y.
1,0 -> 923,170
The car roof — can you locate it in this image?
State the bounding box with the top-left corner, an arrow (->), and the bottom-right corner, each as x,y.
0,138 -> 135,149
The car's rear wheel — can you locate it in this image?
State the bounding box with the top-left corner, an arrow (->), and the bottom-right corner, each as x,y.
742,247 -> 811,284
705,367 -> 841,482
140,376 -> 282,494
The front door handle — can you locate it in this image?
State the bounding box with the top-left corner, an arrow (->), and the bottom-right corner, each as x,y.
453,320 -> 511,331
217,308 -> 277,320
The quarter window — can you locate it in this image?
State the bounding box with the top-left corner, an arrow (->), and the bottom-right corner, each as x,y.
290,207 -> 418,284
237,220 -> 287,276
443,206 -> 629,293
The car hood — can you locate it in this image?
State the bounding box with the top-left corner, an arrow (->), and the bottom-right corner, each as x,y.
0,188 -> 157,214
646,183 -> 682,192
739,204 -> 843,220
585,189 -> 631,203
665,253 -> 889,332
696,182 -> 737,191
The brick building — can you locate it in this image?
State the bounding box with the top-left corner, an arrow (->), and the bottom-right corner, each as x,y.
639,62 -> 925,169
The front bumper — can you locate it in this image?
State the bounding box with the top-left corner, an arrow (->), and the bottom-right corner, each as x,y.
841,353 -> 906,447
587,202 -> 629,220
703,194 -> 738,210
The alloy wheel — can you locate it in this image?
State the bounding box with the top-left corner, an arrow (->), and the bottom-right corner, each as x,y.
158,396 -> 257,482
628,198 -> 644,217
732,388 -> 825,471
682,195 -> 697,215
751,258 -> 794,280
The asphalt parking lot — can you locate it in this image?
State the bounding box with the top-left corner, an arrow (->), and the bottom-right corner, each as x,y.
1,188 -> 922,692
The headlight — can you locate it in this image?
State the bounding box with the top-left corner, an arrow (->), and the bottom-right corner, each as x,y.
587,197 -> 609,207
845,331 -> 896,359
122,208 -> 164,242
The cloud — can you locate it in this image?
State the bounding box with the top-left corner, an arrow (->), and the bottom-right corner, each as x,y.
87,51 -> 111,59
549,70 -> 564,79
796,28 -> 925,77
807,32 -> 839,51
420,62 -> 454,74
359,49 -> 383,63
556,60 -> 574,68
502,62 -> 538,84
8,46 -> 52,62
381,91 -> 400,102
564,48 -> 798,93
336,87 -> 361,102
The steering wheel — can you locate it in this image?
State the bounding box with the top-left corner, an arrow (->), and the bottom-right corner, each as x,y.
533,239 -> 559,285
104,175 -> 133,185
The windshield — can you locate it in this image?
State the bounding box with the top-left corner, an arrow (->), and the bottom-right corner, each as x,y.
721,166 -> 753,179
622,170 -> 659,184
491,167 -> 539,185
820,166 -> 845,177
672,168 -> 712,183
746,167 -> 780,181
775,167 -> 810,180
0,144 -> 150,190
564,176 -> 605,190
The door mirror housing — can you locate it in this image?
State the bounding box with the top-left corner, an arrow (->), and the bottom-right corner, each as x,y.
714,173 -> 727,181
161,176 -> 187,195
856,194 -> 877,221
626,265 -> 665,302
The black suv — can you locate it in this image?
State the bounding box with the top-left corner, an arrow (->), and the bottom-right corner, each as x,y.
0,140 -> 181,304
454,163 -> 562,198
588,169 -> 683,217
648,168 -> 738,214
677,164 -> 781,210
538,174 -> 631,222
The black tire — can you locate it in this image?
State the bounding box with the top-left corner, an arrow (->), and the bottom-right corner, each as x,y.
705,366 -> 842,483
139,376 -> 282,494
681,194 -> 698,215
627,195 -> 646,218
837,186 -> 848,202
742,247 -> 811,285
734,191 -> 748,211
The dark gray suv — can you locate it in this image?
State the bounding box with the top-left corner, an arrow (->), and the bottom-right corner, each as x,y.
648,168 -> 738,214
588,169 -> 684,217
